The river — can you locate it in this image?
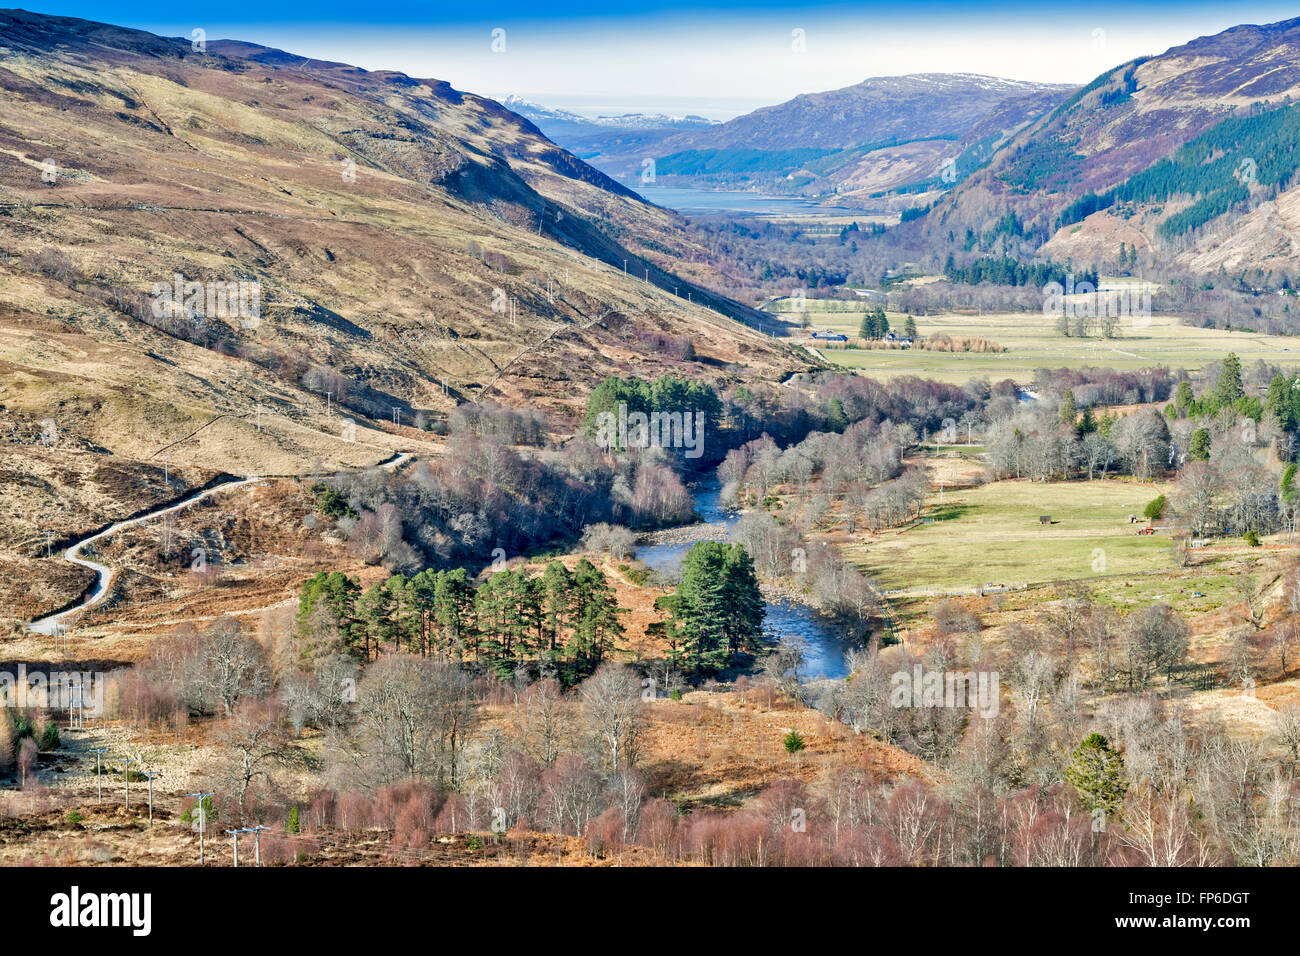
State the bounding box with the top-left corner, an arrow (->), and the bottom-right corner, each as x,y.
634,481 -> 857,681
28,456 -> 854,682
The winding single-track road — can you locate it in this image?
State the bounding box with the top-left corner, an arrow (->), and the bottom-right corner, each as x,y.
27,452 -> 411,635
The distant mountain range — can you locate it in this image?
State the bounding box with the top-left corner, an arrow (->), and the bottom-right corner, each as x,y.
530,74 -> 1076,204
503,96 -> 720,135
503,96 -> 722,189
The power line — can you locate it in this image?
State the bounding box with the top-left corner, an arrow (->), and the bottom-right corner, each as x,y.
142,771 -> 162,824
88,748 -> 108,803
227,825 -> 270,867
123,757 -> 136,810
237,825 -> 503,866
67,684 -> 84,730
226,828 -> 242,867
187,791 -> 214,865
248,825 -> 269,867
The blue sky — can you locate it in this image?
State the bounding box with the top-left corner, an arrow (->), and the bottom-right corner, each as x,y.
21,1 -> 1300,115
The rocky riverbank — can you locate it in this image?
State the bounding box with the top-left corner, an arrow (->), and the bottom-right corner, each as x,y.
636,520 -> 733,547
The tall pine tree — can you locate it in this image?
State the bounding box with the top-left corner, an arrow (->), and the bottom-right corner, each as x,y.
674,542 -> 765,671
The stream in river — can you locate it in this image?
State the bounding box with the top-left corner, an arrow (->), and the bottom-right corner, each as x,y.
634,481 -> 857,682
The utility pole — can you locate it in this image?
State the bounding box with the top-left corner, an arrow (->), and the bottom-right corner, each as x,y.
162,455 -> 169,486
187,791 -> 214,865
249,825 -> 269,866
227,828 -> 241,867
143,771 -> 162,824
90,748 -> 109,803
68,684 -> 83,730
255,404 -> 264,431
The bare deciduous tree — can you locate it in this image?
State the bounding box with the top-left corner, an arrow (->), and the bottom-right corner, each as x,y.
331,654 -> 476,790
1275,706 -> 1300,769
519,678 -> 571,769
219,697 -> 291,813
579,663 -> 643,773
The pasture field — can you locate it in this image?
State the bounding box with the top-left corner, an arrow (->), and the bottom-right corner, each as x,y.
849,477 -> 1179,594
785,301 -> 1298,383
1084,557 -> 1257,619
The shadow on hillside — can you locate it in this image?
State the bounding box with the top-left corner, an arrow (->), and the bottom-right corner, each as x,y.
925,503 -> 976,523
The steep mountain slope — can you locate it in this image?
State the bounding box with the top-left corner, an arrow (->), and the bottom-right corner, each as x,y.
0,9 -> 815,628
919,17 -> 1300,277
574,74 -> 1073,200
0,9 -> 806,479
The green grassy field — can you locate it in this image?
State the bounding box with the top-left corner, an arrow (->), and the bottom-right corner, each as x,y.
850,478 -> 1177,593
1084,558 -> 1250,617
791,303 -> 1298,383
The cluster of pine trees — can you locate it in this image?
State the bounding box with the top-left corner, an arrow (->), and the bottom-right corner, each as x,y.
1159,353 -> 1273,465
297,561 -> 624,682
1169,353 -> 1263,427
653,542 -> 765,672
943,254 -> 1093,289
1116,242 -> 1140,271
1057,102 -> 1300,238
1263,371 -> 1300,434
583,374 -> 723,447
858,306 -> 890,340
